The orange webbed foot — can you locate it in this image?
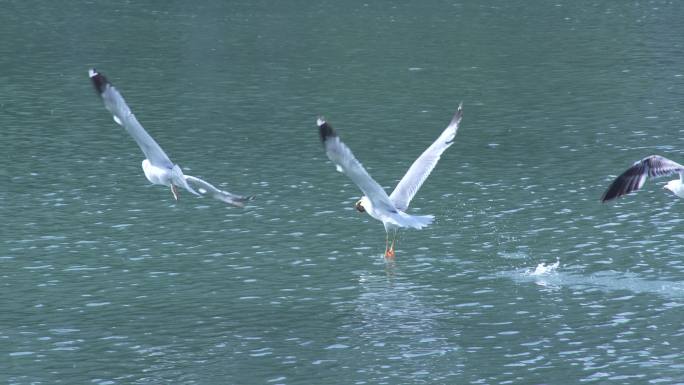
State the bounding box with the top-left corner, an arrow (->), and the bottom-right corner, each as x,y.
384,249 -> 396,259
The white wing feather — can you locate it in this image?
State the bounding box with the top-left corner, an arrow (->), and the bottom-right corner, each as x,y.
90,69 -> 174,169
389,104 -> 462,211
318,120 -> 398,213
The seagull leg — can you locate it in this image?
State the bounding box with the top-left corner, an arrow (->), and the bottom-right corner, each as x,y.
171,185 -> 179,201
384,232 -> 390,257
385,230 -> 397,259
387,230 -> 398,259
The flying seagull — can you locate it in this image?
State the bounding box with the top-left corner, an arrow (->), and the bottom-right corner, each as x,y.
317,104 -> 463,258
89,69 -> 252,207
601,155 -> 684,202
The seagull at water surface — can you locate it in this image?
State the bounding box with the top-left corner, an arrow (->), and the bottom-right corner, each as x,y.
317,104 -> 463,258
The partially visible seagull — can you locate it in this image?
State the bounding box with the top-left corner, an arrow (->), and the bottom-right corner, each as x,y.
601,155 -> 684,202
317,104 -> 463,258
89,69 -> 253,207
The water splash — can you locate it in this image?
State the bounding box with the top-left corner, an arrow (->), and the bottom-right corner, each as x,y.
529,259 -> 560,276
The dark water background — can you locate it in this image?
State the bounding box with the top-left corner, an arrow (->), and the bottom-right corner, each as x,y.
3,1 -> 684,384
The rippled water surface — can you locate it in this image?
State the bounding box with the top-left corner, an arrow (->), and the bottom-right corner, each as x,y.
3,1 -> 684,384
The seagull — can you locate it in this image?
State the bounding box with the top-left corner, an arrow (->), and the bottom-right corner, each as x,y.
317,104 -> 463,258
89,69 -> 253,207
601,155 -> 684,202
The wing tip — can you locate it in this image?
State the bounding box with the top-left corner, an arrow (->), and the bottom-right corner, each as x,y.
600,183 -> 616,203
89,68 -> 108,94
450,102 -> 463,126
600,192 -> 614,203
317,116 -> 337,143
601,174 -> 632,203
600,167 -> 647,203
231,195 -> 255,208
600,186 -> 629,203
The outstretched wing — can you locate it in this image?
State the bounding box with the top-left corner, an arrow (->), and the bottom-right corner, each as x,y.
185,175 -> 254,207
601,155 -> 684,202
89,69 -> 174,169
389,104 -> 462,211
317,118 -> 397,213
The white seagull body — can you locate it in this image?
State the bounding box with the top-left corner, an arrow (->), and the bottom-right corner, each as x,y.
89,69 -> 252,207
317,104 -> 463,258
601,155 -> 684,202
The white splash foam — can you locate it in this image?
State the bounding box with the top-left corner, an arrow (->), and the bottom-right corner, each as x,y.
530,260 -> 560,276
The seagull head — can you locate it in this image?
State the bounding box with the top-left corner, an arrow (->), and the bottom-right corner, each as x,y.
355,196 -> 369,213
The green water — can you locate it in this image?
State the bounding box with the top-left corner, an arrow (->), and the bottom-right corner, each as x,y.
3,1 -> 684,384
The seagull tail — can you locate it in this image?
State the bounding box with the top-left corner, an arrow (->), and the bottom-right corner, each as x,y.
391,212 -> 434,230
171,165 -> 200,196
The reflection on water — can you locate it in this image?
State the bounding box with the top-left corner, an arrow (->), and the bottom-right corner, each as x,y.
349,268 -> 462,382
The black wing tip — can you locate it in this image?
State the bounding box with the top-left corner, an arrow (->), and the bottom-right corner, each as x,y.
317,116 -> 337,143
601,179 -> 629,202
600,178 -> 620,202
601,186 -> 632,203
600,191 -> 617,203
600,190 -> 611,202
89,68 -> 109,94
601,169 -> 644,203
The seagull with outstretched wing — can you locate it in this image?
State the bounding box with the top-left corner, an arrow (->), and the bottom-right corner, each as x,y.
601,155 -> 684,202
89,69 -> 253,207
317,104 -> 463,258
